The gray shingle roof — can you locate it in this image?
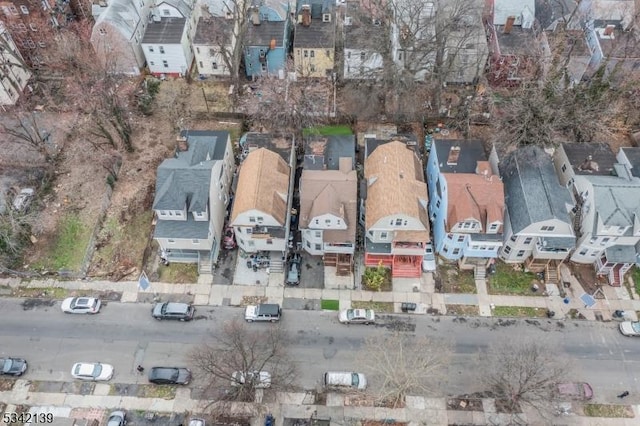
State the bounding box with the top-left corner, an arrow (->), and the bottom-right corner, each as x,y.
604,244 -> 637,263
304,135 -> 355,170
94,0 -> 140,40
246,21 -> 286,46
293,21 -> 336,48
500,146 -> 573,234
142,17 -> 186,44
433,139 -> 486,173
153,216 -> 211,239
589,175 -> 640,236
152,131 -> 229,212
561,142 -> 616,176
620,147 -> 640,178
194,16 -> 231,45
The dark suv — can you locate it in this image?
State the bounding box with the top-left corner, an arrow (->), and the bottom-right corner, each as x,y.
152,302 -> 195,321
148,367 -> 192,385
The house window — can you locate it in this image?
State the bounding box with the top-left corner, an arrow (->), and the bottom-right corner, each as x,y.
159,46 -> 165,54
306,241 -> 311,248
394,219 -> 401,226
163,9 -> 170,16
315,231 -> 321,238
212,62 -> 218,69
304,50 -> 308,57
175,211 -> 182,217
523,237 -> 532,244
452,248 -> 460,255
380,232 -> 388,239
250,217 -> 256,223
510,235 -> 517,242
315,244 -> 322,250
267,239 -> 273,245
310,50 -> 315,58
503,246 -> 511,254
489,223 -> 498,230
150,61 -> 155,66
17,23 -> 26,32
601,237 -> 610,244
590,251 -> 597,257
261,63 -> 267,72
579,248 -> 588,255
326,50 -> 330,57
322,13 -> 330,22
516,250 -> 525,257
161,59 -> 168,66
257,216 -> 264,222
310,65 -> 316,72
436,200 -> 440,208
9,6 -> 18,14
541,226 -> 555,231
199,61 -> 203,68
325,219 -> 331,225
442,246 -> 449,253
246,228 -> 252,234
168,239 -> 175,243
20,5 -> 28,14
457,235 -> 464,242
463,222 -> 471,229
148,46 -> 154,53
347,52 -> 351,59
192,239 -> 200,244
314,219 -> 319,225
360,52 -> 365,60
561,164 -> 567,172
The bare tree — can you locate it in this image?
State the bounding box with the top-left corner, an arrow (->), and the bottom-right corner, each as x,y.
189,318 -> 296,406
357,332 -> 451,408
0,112 -> 54,164
482,339 -> 569,417
0,199 -> 36,269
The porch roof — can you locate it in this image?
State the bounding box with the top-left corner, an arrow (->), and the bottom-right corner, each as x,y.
154,217 -> 210,239
604,245 -> 637,263
365,236 -> 391,254
539,236 -> 575,250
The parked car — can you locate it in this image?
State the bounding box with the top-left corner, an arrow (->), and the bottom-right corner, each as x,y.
12,188 -> 34,212
61,297 -> 101,314
555,382 -> 594,401
148,367 -> 192,385
247,253 -> 270,271
223,226 -> 236,250
188,419 -> 205,426
323,371 -> 367,390
0,357 -> 28,376
106,411 -> 126,426
245,304 -> 282,322
338,309 -> 375,325
231,371 -> 272,388
71,362 -> 114,381
422,243 -> 436,272
286,254 -> 301,286
619,321 -> 640,336
151,302 -> 195,321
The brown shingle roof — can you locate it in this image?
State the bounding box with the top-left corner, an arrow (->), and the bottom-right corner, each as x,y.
444,170 -> 504,232
299,169 -> 358,244
364,141 -> 430,236
231,148 -> 290,224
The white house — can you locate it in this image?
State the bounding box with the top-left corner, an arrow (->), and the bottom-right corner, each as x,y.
141,0 -> 198,77
193,15 -> 234,77
230,148 -> 291,254
152,130 -> 235,274
342,1 -> 384,79
0,21 -> 31,105
499,146 -> 575,282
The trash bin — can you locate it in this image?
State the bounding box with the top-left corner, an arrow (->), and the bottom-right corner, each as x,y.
401,302 -> 417,312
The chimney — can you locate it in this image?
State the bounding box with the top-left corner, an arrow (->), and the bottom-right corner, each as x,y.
301,5 -> 311,27
603,25 -> 615,36
176,136 -> 189,152
250,6 -> 260,26
504,16 -> 516,34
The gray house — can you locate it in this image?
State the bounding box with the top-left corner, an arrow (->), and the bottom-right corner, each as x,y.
499,146 -> 575,283
152,130 -> 235,274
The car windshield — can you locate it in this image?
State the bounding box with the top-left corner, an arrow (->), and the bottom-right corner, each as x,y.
632,322 -> 640,333
346,310 -> 355,320
92,364 -> 102,377
1,359 -> 12,372
351,373 -> 359,387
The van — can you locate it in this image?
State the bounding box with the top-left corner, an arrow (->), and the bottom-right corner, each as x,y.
245,303 -> 282,322
323,371 -> 367,390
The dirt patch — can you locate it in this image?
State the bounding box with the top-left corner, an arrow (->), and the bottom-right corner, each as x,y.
570,263 -> 607,295
447,396 -> 484,411
0,378 -> 16,391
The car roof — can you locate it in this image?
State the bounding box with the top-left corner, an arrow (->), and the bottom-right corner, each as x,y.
75,363 -> 97,375
259,304 -> 280,315
164,302 -> 190,313
150,367 -> 179,378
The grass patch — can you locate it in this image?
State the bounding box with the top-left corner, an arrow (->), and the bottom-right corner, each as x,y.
303,125 -> 352,137
321,299 -> 339,311
446,305 -> 479,316
583,404 -> 634,418
488,262 -> 540,295
438,264 -> 477,293
33,214 -> 90,272
137,384 -> 177,399
92,211 -> 153,272
492,306 -> 548,318
11,287 -> 69,299
351,301 -> 394,313
157,263 -> 198,283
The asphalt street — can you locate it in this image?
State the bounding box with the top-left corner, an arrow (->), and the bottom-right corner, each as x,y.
0,297 -> 638,403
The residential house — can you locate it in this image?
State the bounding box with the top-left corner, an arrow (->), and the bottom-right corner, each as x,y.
141,0 -> 198,77
230,148 -> 292,255
426,139 -> 504,267
484,0 -> 550,86
299,135 -> 357,275
152,130 -> 235,274
342,0 -> 384,80
554,142 -> 640,286
617,147 -> 640,178
499,145 -> 575,283
0,0 -> 72,67
293,0 -> 336,78
0,21 -> 31,105
244,0 -> 292,78
363,140 -> 430,278
91,0 -> 155,75
193,15 -> 234,77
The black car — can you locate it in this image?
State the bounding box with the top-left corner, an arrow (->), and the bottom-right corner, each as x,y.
0,357 -> 28,376
148,367 -> 192,385
286,254 -> 301,286
151,302 -> 195,321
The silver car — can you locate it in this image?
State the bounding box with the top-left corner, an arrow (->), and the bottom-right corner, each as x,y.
619,321 -> 640,336
106,411 -> 126,426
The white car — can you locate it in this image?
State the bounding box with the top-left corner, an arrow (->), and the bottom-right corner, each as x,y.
71,362 -> 114,381
231,371 -> 271,388
338,309 -> 375,324
422,243 -> 436,272
61,297 -> 101,314
619,321 -> 640,336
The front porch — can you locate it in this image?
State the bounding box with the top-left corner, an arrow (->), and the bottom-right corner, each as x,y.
595,246 -> 635,287
323,253 -> 353,276
364,253 -> 421,278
